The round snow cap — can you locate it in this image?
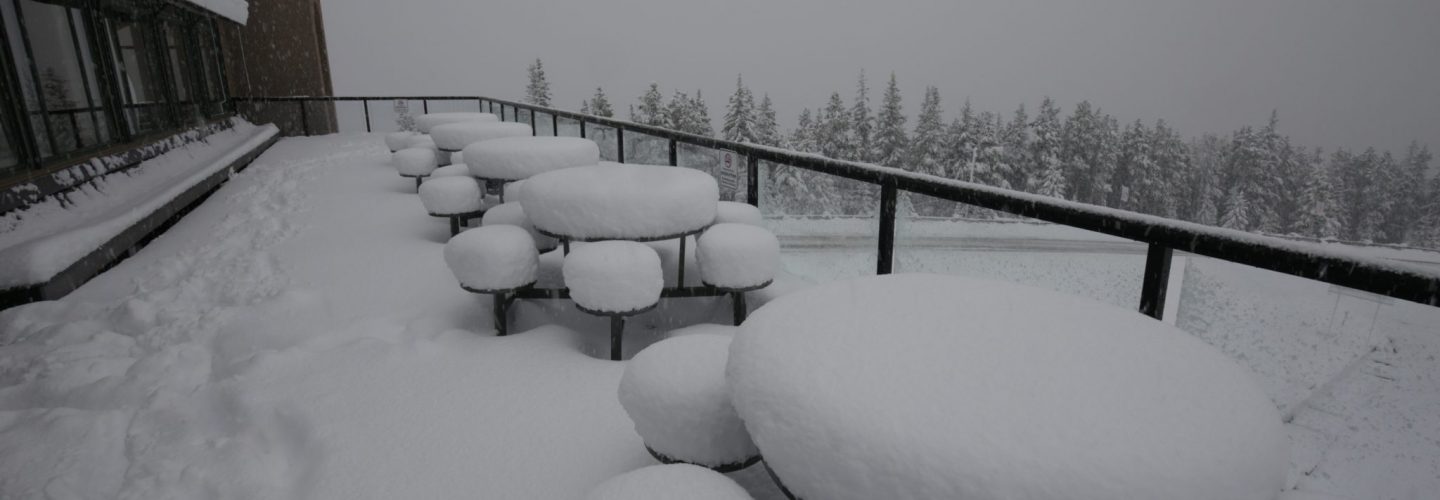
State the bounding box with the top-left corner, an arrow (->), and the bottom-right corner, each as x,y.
697,223 -> 779,290
405,134 -> 436,150
443,225 -> 539,292
502,179 -> 525,202
419,176 -> 484,215
727,274 -> 1288,500
521,164 -> 718,240
583,464 -> 752,500
414,112 -> 498,134
394,147 -> 438,176
430,164 -> 471,178
466,136 -> 600,181
714,201 -> 763,226
432,121 -> 532,151
562,241 -> 662,314
385,131 -> 417,152
482,202 -> 558,250
619,334 -> 758,468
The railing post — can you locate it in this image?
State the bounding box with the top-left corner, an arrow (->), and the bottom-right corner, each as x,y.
1139,243 -> 1174,320
579,118 -> 586,138
529,108 -> 536,135
363,100 -> 371,132
877,182 -> 897,275
422,99 -> 428,114
616,127 -> 625,163
299,101 -> 309,136
489,101 -> 494,113
746,157 -> 759,207
668,138 -> 677,166
552,113 -> 559,136
478,98 -> 484,111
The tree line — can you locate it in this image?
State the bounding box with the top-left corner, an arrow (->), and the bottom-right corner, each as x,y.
522,60 -> 1440,247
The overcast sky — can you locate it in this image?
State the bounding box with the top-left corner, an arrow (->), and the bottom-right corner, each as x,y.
322,0 -> 1439,154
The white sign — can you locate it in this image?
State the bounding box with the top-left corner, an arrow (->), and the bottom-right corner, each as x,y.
717,150 -> 741,201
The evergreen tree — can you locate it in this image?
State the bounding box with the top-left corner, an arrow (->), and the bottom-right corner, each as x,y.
789,108 -> 817,153
909,87 -> 945,176
1221,185 -> 1250,230
632,83 -> 665,126
1385,142 -> 1433,243
524,59 -> 551,106
1181,135 -> 1225,225
818,92 -> 851,160
1060,101 -> 1111,204
1114,120 -> 1152,210
689,90 -> 714,136
1031,98 -> 1067,199
873,72 -> 908,168
589,87 -> 614,117
1295,148 -> 1341,238
722,75 -> 756,143
754,94 -> 781,147
664,90 -> 694,133
850,70 -> 874,163
580,100 -> 591,115
1002,104 -> 1031,191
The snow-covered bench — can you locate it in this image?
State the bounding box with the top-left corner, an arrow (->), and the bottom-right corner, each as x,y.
385,131 -> 418,152
619,334 -> 761,472
414,112 -> 498,134
481,202 -> 559,253
562,241 -> 663,360
393,147 -> 438,190
419,177 -> 487,236
697,223 -> 780,324
583,464 -> 753,500
713,201 -> 763,227
443,225 -> 539,336
431,122 -> 532,167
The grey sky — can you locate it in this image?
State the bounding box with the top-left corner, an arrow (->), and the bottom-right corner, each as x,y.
323,0 -> 1439,154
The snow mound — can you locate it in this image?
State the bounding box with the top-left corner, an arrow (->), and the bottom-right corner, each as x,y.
414,112 -> 498,134
698,223 -> 779,289
714,201 -> 763,226
443,225 -> 539,291
502,180 -> 525,202
419,177 -> 483,215
521,164 -> 718,240
562,241 -> 662,313
405,134 -> 436,150
450,150 -> 464,165
466,137 -> 600,181
482,202 -> 558,250
393,148 -> 437,177
385,131 -> 417,152
619,334 -> 758,467
727,274 -> 1289,500
584,464 -> 753,500
432,122 -> 532,152
429,164 -> 471,178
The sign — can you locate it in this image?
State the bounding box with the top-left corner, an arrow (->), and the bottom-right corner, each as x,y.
717,150 -> 740,201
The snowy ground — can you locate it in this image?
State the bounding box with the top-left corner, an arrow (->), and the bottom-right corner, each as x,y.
1,132 -> 1436,499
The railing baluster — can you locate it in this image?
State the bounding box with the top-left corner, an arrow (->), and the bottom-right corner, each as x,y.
746,157 -> 759,207
1139,244 -> 1174,320
617,128 -> 625,163
668,139 -> 677,166
579,118 -> 586,138
877,182 -> 897,275
552,113 -> 559,136
422,99 -> 428,114
363,100 -> 371,132
529,108 -> 536,135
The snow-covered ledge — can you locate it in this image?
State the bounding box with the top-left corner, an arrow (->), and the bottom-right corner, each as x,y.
185,0 -> 250,24
0,120 -> 279,306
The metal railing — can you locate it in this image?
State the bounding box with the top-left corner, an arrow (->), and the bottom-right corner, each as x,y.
233,95 -> 1440,315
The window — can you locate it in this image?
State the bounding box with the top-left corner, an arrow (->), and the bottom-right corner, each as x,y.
2,0 -> 111,159
104,17 -> 171,136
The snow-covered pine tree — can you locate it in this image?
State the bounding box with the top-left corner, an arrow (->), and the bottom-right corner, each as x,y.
1002,104 -> 1031,192
1113,120 -> 1151,210
525,59 -> 551,106
1382,142 -> 1433,243
1061,101 -> 1103,204
818,92 -> 851,160
1030,97 -> 1065,199
908,87 -> 948,216
851,70 -> 874,163
580,100 -> 591,115
1295,148 -> 1341,238
1412,170 -> 1440,248
633,83 -> 665,126
1144,120 -> 1185,218
754,94 -> 780,147
873,73 -> 908,168
689,90 -> 714,136
722,75 -> 756,143
1220,185 -> 1250,230
1181,135 -> 1224,225
589,87 -> 614,117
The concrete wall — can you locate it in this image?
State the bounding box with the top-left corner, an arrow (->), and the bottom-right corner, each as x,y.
219,0 -> 336,136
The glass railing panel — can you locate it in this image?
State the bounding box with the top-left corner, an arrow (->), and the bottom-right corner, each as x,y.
758,161 -> 880,284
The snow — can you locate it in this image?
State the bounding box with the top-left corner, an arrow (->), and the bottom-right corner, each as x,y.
183,0 -> 249,24
430,121 -> 531,151
465,137 -> 600,180
502,179 -> 525,202
521,164 -> 719,240
429,164 -> 470,178
481,202 -> 559,250
450,150 -> 463,166
384,131 -> 416,152
418,177 -> 484,215
392,148 -> 437,177
443,225 -> 538,291
562,241 -> 663,313
413,112 -> 498,134
405,134 -> 435,150
727,273 -> 1289,500
618,334 -> 758,466
714,201 -> 763,226
698,223 -> 780,289
585,464 -> 754,500
0,120 -> 278,288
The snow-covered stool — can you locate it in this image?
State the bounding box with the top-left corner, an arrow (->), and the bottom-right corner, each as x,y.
394,147 -> 438,190
414,111 -> 498,134
405,134 -> 436,151
697,223 -> 779,325
385,131 -> 417,152
562,241 -> 663,360
713,201 -> 763,227
584,464 -> 753,500
522,164 -> 717,286
419,176 -> 487,236
429,164 -> 471,178
501,179 -> 524,204
432,121 -> 533,168
482,202 -> 559,253
619,334 -> 761,471
467,136 -> 600,181
728,274 -> 1289,500
443,225 -> 539,336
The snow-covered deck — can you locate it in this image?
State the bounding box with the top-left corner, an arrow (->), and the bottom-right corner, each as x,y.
1,133 -> 1436,498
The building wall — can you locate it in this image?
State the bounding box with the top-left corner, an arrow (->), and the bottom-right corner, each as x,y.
218,0 -> 335,136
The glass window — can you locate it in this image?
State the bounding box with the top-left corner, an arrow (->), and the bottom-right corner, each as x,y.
195,19 -> 225,117
0,117 -> 19,179
164,22 -> 200,124
104,17 -> 170,136
3,0 -> 110,159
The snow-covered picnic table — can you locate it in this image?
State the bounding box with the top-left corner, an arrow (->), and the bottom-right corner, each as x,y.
726,273 -> 1290,500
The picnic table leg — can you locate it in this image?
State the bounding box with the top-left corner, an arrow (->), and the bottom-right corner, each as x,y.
610,315 -> 625,361
732,291 -> 747,326
450,217 -> 461,236
563,239 -> 571,256
678,236 -> 686,287
493,293 -> 508,336
415,177 -> 423,191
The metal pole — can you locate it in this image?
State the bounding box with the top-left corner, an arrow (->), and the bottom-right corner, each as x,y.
489,101 -> 494,113
616,128 -> 625,163
1139,243 -> 1174,320
552,113 -> 559,136
610,316 -> 625,361
732,291 -> 747,325
678,236 -> 686,287
363,100 -> 371,132
529,108 -> 536,135
494,294 -> 508,336
579,119 -> 586,138
668,138 -> 677,166
478,98 -> 483,111
422,99 -> 428,114
299,101 -> 309,136
877,182 -> 897,275
746,157 -> 760,207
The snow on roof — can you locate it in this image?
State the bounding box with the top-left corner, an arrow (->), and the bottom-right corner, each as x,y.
185,0 -> 249,25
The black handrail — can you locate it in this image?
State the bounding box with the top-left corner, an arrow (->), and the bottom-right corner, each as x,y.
232,95 -> 1440,313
